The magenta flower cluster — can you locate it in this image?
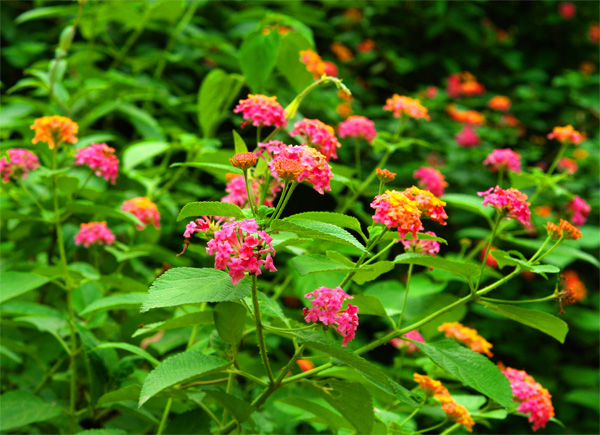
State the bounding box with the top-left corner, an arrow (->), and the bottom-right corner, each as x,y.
184,216 -> 231,238
206,219 -> 276,284
222,174 -> 281,208
0,149 -> 40,183
483,148 -> 522,173
74,143 -> 119,184
290,119 -> 341,161
338,115 -> 377,144
74,222 -> 116,248
233,94 -> 287,128
567,195 -> 590,226
390,330 -> 425,353
413,167 -> 447,197
401,231 -> 441,257
303,286 -> 359,347
479,186 -> 531,225
455,125 -> 480,147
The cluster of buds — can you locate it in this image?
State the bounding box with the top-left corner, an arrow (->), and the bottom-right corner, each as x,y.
438,321 -> 493,357
376,168 -> 396,184
546,219 -> 582,240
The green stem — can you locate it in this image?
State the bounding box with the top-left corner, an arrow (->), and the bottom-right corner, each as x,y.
269,181 -> 297,224
243,169 -> 257,217
546,142 -> 568,177
227,369 -> 268,387
412,419 -> 449,434
362,240 -> 395,266
398,406 -> 421,428
187,325 -> 199,349
439,422 -> 461,435
71,171 -> 93,200
476,213 -> 502,291
497,169 -> 504,188
479,294 -> 556,304
528,235 -> 552,263
392,115 -> 408,141
272,274 -> 293,301
251,275 -> 274,383
257,126 -> 262,145
156,398 -> 172,435
18,178 -> 45,215
274,344 -> 306,385
110,3 -> 156,69
338,228 -> 387,288
534,237 -> 563,263
397,264 -> 414,328
354,138 -> 362,180
34,358 -> 65,394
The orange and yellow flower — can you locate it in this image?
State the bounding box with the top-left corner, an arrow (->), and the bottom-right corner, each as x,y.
447,105 -> 485,125
488,96 -> 511,111
384,95 -> 430,120
31,115 -> 78,149
438,322 -> 493,357
413,373 -> 448,397
547,125 -> 582,145
330,42 -> 353,62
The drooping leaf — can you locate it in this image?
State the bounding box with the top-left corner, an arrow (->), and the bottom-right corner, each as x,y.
214,302 -> 247,345
80,293 -> 147,315
413,339 -> 513,409
141,268 -> 251,312
0,272 -> 52,304
92,342 -> 160,367
132,311 -> 214,338
0,390 -> 61,431
139,350 -> 230,406
177,201 -> 245,221
271,219 -> 367,252
480,302 -> 568,343
287,212 -> 366,240
394,253 -> 479,279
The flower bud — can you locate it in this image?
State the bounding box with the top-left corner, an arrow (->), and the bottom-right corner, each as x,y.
229,152 -> 257,170
376,168 -> 396,183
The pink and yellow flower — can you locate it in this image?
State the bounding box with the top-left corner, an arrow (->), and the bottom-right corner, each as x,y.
391,330 -> 425,353
438,322 -> 493,357
0,149 -> 40,183
478,186 -> 531,225
31,115 -> 78,149
338,115 -> 377,144
401,186 -> 448,226
74,143 -> 119,184
291,119 -> 341,161
414,167 -> 448,197
206,219 -> 276,284
233,94 -> 287,129
483,148 -> 522,173
401,231 -> 440,257
384,95 -> 430,120
74,222 -> 116,248
121,197 -> 161,229
547,125 -> 582,145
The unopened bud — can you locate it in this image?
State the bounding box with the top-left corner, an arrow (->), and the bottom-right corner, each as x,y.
230,152 -> 257,170
376,168 -> 396,183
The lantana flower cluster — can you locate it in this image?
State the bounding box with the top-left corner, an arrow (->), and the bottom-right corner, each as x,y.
414,373 -> 475,432
401,231 -> 441,257
546,219 -> 582,240
483,148 -> 522,173
559,270 -> 587,310
446,71 -> 486,98
222,173 -> 281,208
478,186 -> 531,225
547,125 -> 582,145
290,119 -> 341,161
303,286 -> 359,347
383,94 -> 430,120
338,115 -> 377,144
31,115 -> 78,149
502,366 -> 555,431
413,166 -> 448,197
438,321 -> 493,357
233,94 -> 287,129
455,125 -> 481,147
206,219 -> 276,284
447,105 -> 485,125
487,96 -> 511,111
390,330 -> 425,353
0,149 -> 40,183
74,143 -> 119,184
566,195 -> 590,226
300,49 -> 338,79
122,197 -> 161,229
74,222 -> 116,248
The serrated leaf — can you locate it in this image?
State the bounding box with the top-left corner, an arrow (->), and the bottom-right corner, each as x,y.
141,268 -> 251,312
0,390 -> 61,431
490,250 -> 560,275
205,389 -> 256,423
132,311 -> 214,338
413,339 -> 513,409
92,342 -> 160,367
394,253 -> 479,278
480,303 -> 568,343
271,219 -> 367,252
214,302 -> 247,345
80,293 -> 146,315
139,350 -> 230,406
311,380 -> 374,434
0,272 -> 52,304
232,130 -> 248,154
97,385 -> 141,407
352,261 -> 395,285
290,254 -> 351,276
287,212 -> 365,239
177,201 -> 245,221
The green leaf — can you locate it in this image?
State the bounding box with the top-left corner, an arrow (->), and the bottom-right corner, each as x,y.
311,380 -> 374,434
132,312 -> 214,338
214,302 -> 247,345
198,69 -> 244,138
165,409 -> 211,435
0,272 -> 52,304
97,385 -> 141,407
141,268 -> 251,312
239,29 -> 280,92
290,254 -> 351,276
177,201 -> 245,221
352,261 -> 395,285
271,219 -> 367,252
490,250 -> 560,275
503,236 -> 600,268
15,4 -> 79,24
205,389 -> 256,423
565,389 -> 600,411
276,31 -> 314,92
69,202 -> 143,226
80,293 -> 147,316
287,212 -> 365,239
0,390 -> 61,431
394,253 -> 479,279
480,303 -> 568,343
278,396 -> 350,432
403,232 -> 448,245
443,193 -> 494,218
413,339 -> 513,409
75,430 -> 128,435
118,104 -> 165,140
92,342 -> 160,367
232,130 -> 248,154
139,350 -> 230,406
122,141 -> 169,171
57,174 -> 79,196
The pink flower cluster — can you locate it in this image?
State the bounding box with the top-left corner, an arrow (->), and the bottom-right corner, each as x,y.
401,231 -> 440,257
0,149 -> 40,183
390,330 -> 425,353
338,115 -> 377,144
290,119 -> 341,161
478,186 -> 531,225
74,222 -> 116,248
483,148 -> 521,173
259,141 -> 333,194
414,167 -> 448,197
455,125 -> 480,147
184,216 -> 231,238
206,219 -> 276,284
74,143 -> 119,184
502,367 -> 555,431
233,94 -> 287,129
303,286 -> 359,347
567,195 -> 590,226
121,197 -> 161,229
222,174 -> 281,208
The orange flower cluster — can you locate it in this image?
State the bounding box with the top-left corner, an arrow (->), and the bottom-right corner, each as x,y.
446,71 -> 486,98
534,205 -> 552,218
272,158 -> 304,181
401,186 -> 448,226
376,168 -> 396,183
230,152 -> 257,170
547,125 -> 582,145
330,42 -> 353,62
560,270 -> 586,310
447,105 -> 485,125
300,49 -> 338,79
414,373 -> 475,432
31,115 -> 78,149
546,219 -> 582,240
488,96 -> 511,111
296,359 -> 315,372
357,39 -> 375,53
384,95 -> 430,120
438,322 -> 493,357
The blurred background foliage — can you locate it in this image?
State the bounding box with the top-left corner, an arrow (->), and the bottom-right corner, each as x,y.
1,0 -> 598,434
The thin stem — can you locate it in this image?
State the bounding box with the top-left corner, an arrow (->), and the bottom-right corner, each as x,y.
339,228 -> 388,288
398,406 -> 421,428
354,138 -> 361,180
274,344 -> 307,385
227,370 -> 268,387
476,213 -> 502,291
362,240 -> 395,266
528,235 -> 552,263
274,181 -> 297,221
412,419 -> 449,434
547,142 -> 568,177
243,169 -> 257,217
497,169 -> 504,188
156,398 -> 173,435
192,398 -> 222,429
110,3 -> 156,69
257,126 -> 262,145
34,358 -> 65,394
392,115 -> 408,141
397,264 -> 414,328
187,325 -> 199,349
71,171 -> 93,200
251,275 -> 274,383
18,178 -> 45,215
439,422 -> 461,435
534,237 -> 563,263
479,294 -> 556,304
